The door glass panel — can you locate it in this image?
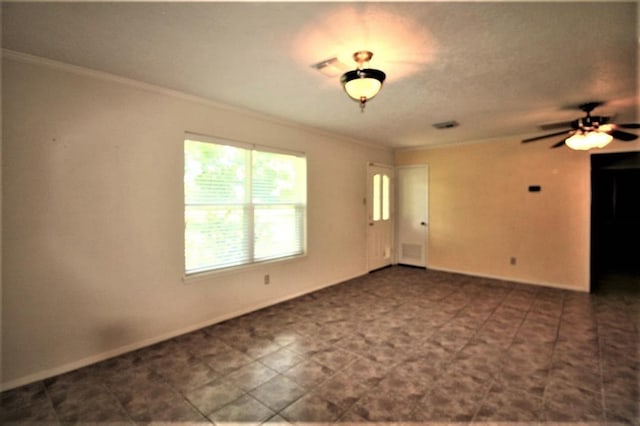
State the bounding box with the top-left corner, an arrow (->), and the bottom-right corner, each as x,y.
382,174 -> 390,220
372,173 -> 381,221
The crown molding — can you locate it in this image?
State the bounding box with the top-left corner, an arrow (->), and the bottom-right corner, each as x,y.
2,49 -> 391,153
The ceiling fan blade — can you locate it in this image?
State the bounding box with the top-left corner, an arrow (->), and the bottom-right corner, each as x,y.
310,57 -> 349,77
540,121 -> 574,131
550,139 -> 566,149
618,123 -> 640,129
522,130 -> 570,143
610,130 -> 638,142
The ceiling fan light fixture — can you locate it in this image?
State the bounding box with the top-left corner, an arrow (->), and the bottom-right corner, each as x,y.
565,133 -> 590,150
589,131 -> 614,148
340,51 -> 386,111
523,101 -> 638,149
565,131 -> 613,150
597,123 -> 615,133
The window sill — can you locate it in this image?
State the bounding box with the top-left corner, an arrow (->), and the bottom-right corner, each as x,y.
182,253 -> 308,285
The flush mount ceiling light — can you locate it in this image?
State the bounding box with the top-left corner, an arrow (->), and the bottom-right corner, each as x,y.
340,51 -> 386,112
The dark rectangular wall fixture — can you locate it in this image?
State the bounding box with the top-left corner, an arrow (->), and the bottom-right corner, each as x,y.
528,185 -> 541,192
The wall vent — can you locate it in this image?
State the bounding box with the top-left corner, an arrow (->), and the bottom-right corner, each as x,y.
432,120 -> 459,129
402,243 -> 422,260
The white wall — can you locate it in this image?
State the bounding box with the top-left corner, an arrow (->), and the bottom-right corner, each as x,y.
1,52 -> 392,390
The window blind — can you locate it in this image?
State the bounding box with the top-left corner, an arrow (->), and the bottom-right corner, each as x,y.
184,138 -> 306,274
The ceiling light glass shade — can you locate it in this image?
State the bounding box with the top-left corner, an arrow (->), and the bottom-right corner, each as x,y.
589,131 -> 613,148
565,131 -> 613,150
564,133 -> 589,150
341,68 -> 386,102
597,123 -> 614,133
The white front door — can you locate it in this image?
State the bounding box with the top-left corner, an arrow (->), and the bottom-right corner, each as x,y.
367,163 -> 393,271
396,165 -> 428,267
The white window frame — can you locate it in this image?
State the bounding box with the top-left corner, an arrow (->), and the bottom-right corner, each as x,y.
183,132 -> 307,279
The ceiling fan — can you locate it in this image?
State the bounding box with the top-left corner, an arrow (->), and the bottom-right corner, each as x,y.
522,102 -> 640,150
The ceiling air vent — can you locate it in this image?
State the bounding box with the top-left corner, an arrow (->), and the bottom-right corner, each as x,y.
432,120 -> 459,129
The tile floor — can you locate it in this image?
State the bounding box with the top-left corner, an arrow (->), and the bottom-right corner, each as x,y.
1,266 -> 638,425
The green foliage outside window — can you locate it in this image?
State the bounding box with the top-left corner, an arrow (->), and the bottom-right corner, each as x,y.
184,138 -> 306,274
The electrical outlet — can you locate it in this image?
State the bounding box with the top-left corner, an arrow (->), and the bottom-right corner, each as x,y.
510,257 -> 517,265
264,274 -> 270,285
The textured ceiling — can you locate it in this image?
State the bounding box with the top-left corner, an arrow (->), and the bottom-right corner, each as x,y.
2,1 -> 638,149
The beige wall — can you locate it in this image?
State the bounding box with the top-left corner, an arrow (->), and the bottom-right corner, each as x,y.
1,52 -> 392,389
395,138 -> 640,291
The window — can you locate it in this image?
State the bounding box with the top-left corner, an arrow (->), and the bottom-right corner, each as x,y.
372,173 -> 390,222
184,135 -> 306,274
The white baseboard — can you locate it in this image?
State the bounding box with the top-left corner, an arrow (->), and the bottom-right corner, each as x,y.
0,271 -> 366,392
2,266 -> 586,391
425,265 -> 588,292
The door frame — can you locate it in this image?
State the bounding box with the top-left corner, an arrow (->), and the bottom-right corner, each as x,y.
590,151 -> 640,292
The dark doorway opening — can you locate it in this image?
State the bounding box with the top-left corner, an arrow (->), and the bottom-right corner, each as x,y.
591,151 -> 640,293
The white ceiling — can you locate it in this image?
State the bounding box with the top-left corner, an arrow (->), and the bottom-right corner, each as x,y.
2,1 -> 638,149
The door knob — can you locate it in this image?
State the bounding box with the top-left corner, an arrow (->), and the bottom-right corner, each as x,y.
420,222 -> 427,226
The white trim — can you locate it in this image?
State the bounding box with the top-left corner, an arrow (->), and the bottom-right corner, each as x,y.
0,270 -> 366,392
426,265 -> 589,293
393,134 -> 535,153
2,49 -> 391,153
183,139 -> 307,277
184,131 -> 306,158
183,253 -> 308,284
185,131 -> 253,151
